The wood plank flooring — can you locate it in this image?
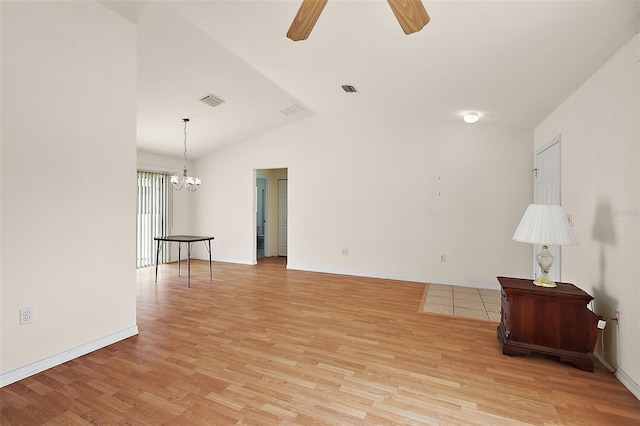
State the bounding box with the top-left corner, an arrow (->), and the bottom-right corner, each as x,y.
2,257 -> 639,425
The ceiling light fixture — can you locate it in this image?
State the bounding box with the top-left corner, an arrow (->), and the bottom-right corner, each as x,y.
170,118 -> 201,192
463,112 -> 479,124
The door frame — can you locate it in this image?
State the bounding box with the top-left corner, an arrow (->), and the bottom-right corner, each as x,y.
255,173 -> 269,261
253,168 -> 288,263
277,179 -> 288,257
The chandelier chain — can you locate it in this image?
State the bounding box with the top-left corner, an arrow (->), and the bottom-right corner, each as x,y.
182,118 -> 188,168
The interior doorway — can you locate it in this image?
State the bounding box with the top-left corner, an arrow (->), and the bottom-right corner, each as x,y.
255,168 -> 288,263
256,177 -> 267,259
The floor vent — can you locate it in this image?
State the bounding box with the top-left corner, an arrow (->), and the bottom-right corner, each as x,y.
341,85 -> 358,93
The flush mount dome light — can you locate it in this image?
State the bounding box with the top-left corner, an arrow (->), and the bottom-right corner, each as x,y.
463,112 -> 479,124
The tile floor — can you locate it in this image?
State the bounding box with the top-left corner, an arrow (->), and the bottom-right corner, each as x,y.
421,284 -> 502,322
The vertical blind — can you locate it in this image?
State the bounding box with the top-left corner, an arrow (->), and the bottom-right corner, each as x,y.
137,171 -> 171,268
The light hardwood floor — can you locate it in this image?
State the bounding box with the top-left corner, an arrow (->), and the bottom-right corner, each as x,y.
2,257 -> 639,425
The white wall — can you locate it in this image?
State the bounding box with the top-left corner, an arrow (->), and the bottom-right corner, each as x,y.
535,34 -> 640,397
193,113 -> 533,288
1,1 -> 137,382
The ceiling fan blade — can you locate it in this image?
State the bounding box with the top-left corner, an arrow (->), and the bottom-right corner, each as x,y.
387,0 -> 430,35
287,0 -> 329,41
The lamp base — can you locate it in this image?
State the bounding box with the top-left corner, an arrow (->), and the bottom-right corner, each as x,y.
533,273 -> 557,288
534,245 -> 557,287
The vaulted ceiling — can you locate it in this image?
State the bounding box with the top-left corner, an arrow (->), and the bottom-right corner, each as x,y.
100,1 -> 640,159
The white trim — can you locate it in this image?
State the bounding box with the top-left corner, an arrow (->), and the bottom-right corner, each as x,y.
422,279 -> 500,291
593,350 -> 616,372
593,351 -> 639,402
616,368 -> 640,401
285,264 -> 500,290
0,326 -> 139,388
137,164 -> 178,175
212,257 -> 255,265
536,133 -> 561,156
255,173 -> 269,260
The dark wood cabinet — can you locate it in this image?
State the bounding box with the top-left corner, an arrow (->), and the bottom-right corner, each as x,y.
497,276 -> 601,371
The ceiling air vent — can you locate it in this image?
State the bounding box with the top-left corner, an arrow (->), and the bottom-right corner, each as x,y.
200,94 -> 225,108
341,85 -> 358,93
280,104 -> 304,117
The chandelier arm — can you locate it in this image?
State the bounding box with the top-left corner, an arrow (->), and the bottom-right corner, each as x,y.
172,179 -> 185,190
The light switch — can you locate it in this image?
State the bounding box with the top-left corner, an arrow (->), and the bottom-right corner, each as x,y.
567,214 -> 575,227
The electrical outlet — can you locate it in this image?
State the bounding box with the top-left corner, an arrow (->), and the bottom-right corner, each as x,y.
597,320 -> 606,330
615,310 -> 622,328
20,307 -> 33,325
440,254 -> 446,262
341,248 -> 349,255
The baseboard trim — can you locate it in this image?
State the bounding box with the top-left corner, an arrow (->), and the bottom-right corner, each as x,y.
616,367 -> 640,401
0,325 -> 139,388
593,351 -> 640,401
214,257 -> 254,265
285,264 -> 500,290
593,350 -> 615,372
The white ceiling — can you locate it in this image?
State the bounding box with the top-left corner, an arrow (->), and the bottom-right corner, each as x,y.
101,1 -> 640,159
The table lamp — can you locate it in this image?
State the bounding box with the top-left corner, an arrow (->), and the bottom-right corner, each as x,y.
512,204 -> 577,287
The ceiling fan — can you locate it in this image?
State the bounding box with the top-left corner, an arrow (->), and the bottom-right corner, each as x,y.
287,0 -> 430,41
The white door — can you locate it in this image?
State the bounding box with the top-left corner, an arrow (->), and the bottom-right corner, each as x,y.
278,179 -> 288,256
534,136 -> 561,281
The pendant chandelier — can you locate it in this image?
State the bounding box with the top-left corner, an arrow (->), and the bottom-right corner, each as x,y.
170,118 -> 201,191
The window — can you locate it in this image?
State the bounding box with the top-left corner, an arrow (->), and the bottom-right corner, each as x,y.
136,171 -> 171,268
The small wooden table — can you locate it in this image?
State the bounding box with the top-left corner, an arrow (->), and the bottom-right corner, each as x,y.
497,276 -> 601,371
154,235 -> 214,287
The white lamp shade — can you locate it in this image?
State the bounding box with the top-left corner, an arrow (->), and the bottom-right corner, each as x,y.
513,204 -> 577,246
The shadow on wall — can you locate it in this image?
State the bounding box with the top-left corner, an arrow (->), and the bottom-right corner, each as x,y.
591,200 -> 620,369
